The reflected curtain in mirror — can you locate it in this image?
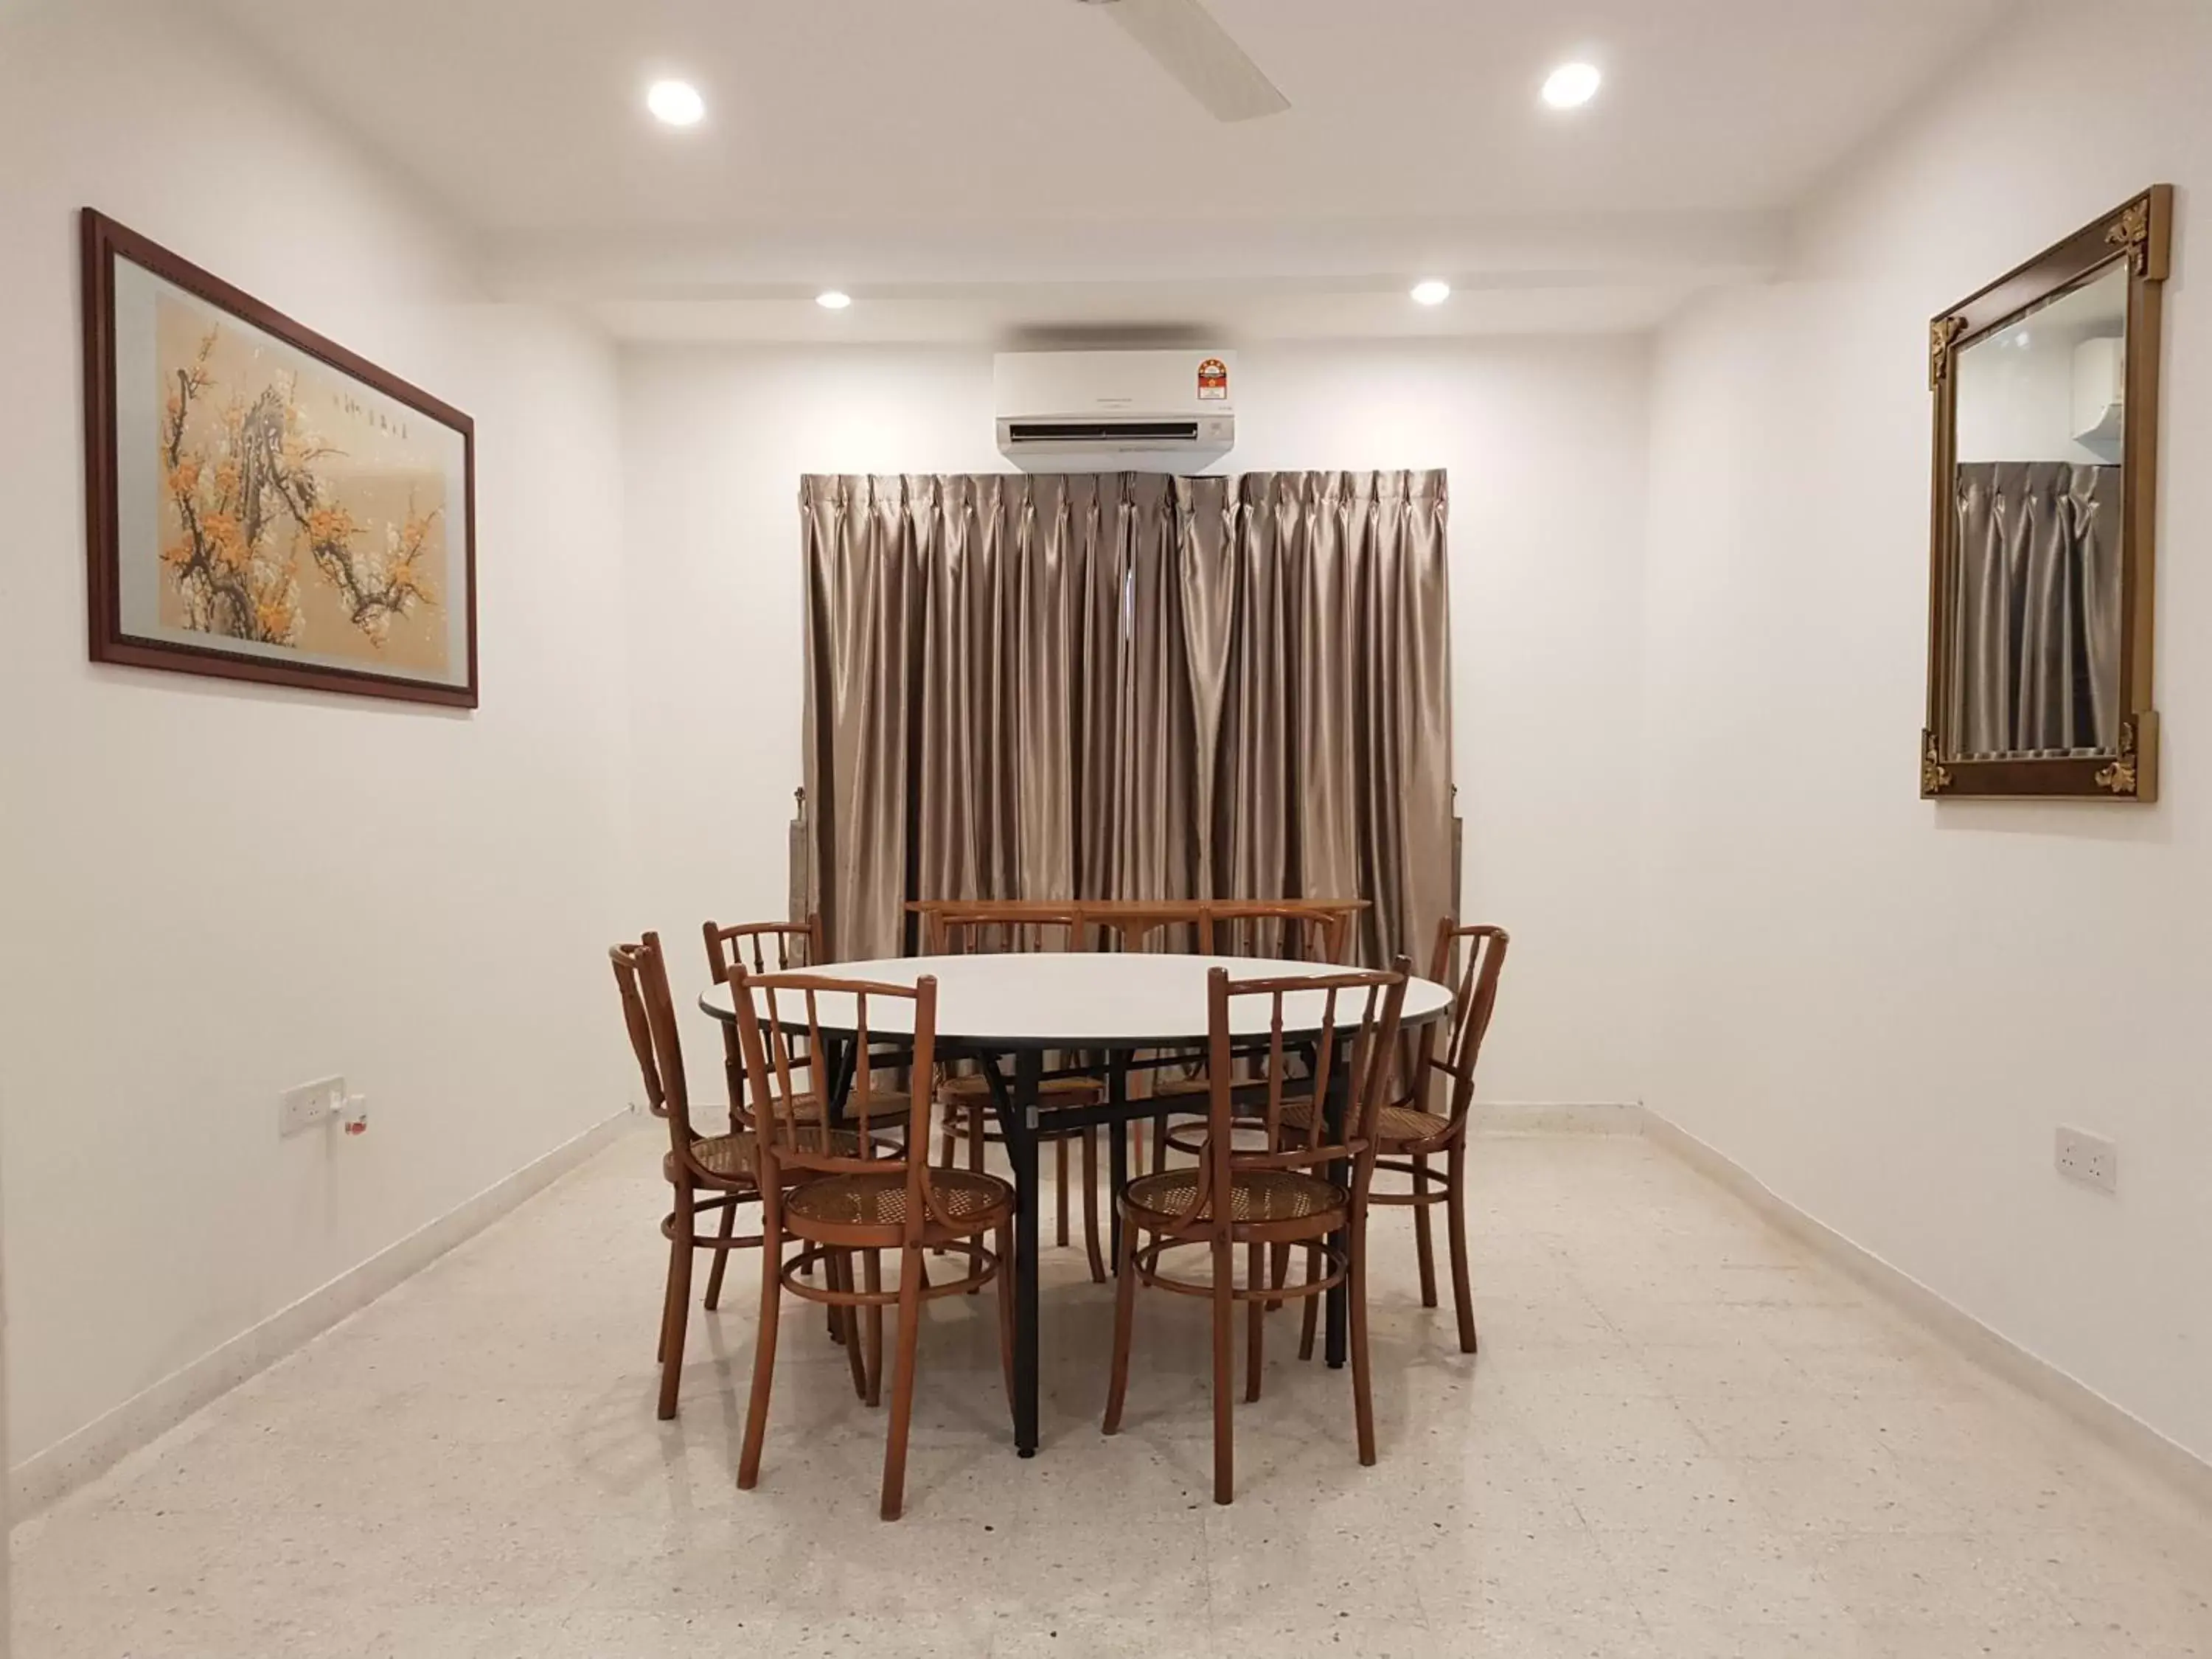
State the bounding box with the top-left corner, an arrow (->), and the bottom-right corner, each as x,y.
1948,462 -> 2122,758
800,471 -> 1454,969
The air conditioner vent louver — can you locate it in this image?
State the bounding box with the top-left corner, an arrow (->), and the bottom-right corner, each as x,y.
1006,420 -> 1203,445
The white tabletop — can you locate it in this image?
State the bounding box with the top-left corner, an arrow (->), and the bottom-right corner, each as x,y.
698,953 -> 1453,1050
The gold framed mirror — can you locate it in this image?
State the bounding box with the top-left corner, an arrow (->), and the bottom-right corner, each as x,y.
1923,186 -> 2171,801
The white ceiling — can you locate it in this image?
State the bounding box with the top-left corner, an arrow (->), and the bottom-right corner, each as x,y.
203,0 -> 2011,343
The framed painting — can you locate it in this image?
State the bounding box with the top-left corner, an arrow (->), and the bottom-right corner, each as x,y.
81,208 -> 478,707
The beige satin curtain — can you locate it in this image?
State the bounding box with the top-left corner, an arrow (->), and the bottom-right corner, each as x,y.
1949,462 -> 2123,759
801,471 -> 1453,968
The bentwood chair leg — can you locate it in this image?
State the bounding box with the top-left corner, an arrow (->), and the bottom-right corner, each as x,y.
737,1222 -> 783,1491
1080,1130 -> 1107,1284
1351,1211 -> 1377,1466
862,1250 -> 886,1408
993,1221 -> 1017,1411
880,1253 -> 926,1522
703,1197 -> 739,1312
1211,1232 -> 1236,1504
1446,1138 -> 1478,1354
656,1221 -> 683,1366
1102,1228 -> 1139,1436
1245,1242 -> 1265,1403
833,1253 -> 869,1401
1298,1244 -> 1323,1363
1266,1242 -> 1291,1312
1056,1135 -> 1071,1248
1151,1112 -> 1169,1173
1411,1153 -> 1439,1310
658,1190 -> 695,1420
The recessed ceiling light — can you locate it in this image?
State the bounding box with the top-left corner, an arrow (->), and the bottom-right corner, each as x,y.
1541,62 -> 1602,110
646,79 -> 706,127
815,290 -> 853,310
1411,279 -> 1452,307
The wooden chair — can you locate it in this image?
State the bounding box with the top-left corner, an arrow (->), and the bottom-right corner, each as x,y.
731,963 -> 1015,1521
703,917 -> 915,1349
701,918 -> 821,1116
1152,901 -> 1354,1167
1076,905 -> 1209,1240
1103,959 -> 1409,1504
1273,919 -> 1508,1352
703,916 -> 912,1133
611,932 -> 883,1421
928,904 -> 1110,1283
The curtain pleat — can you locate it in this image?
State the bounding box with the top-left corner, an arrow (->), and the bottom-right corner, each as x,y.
1950,462 -> 2123,758
801,470 -> 1453,967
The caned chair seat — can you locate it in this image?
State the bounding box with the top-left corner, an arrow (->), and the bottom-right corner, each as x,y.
664,1126 -> 884,1186
1150,1072 -> 1313,1110
1147,1072 -> 1210,1099
785,1089 -> 912,1126
784,1166 -> 1015,1233
1274,1099 -> 1453,1148
1122,1166 -> 1347,1228
670,1133 -> 758,1183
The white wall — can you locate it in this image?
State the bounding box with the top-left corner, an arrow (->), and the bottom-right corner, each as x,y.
0,0 -> 633,1471
622,338 -> 1651,1107
1642,0 -> 2212,1462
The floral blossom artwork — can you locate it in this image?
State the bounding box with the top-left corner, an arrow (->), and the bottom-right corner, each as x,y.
83,210 -> 476,706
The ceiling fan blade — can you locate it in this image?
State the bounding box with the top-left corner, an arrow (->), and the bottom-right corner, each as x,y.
1100,0 -> 1290,122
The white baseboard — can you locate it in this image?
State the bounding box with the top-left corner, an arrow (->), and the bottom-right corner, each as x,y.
10,1107 -> 636,1520
1471,1101 -> 1645,1133
1638,1106 -> 2212,1514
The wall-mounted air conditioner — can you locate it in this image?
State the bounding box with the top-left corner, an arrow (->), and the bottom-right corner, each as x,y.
993,349 -> 1237,473
2072,334 -> 2125,452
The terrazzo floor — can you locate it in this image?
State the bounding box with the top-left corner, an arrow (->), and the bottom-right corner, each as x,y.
13,1124 -> 2211,1657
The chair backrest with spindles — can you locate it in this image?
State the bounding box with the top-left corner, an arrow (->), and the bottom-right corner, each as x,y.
611,933 -> 711,1180
1419,921 -> 1509,1127
1201,902 -> 1350,966
703,917 -> 827,1116
911,899 -> 1363,958
729,964 -> 959,1239
1145,961 -> 1409,1241
704,917 -> 824,978
925,902 -> 1085,957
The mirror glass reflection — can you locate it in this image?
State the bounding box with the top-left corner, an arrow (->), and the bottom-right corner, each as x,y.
1947,260 -> 2129,759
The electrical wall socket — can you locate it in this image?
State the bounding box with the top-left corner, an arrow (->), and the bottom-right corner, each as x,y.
279,1076 -> 347,1138
2054,1125 -> 2118,1194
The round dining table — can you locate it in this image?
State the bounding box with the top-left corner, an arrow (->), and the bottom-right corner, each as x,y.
700,953 -> 1453,1458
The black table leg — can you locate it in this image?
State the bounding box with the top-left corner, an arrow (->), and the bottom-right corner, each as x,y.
1323,1063 -> 1351,1369
988,1049 -> 1043,1457
1107,1060 -> 1129,1270
822,1037 -> 859,1126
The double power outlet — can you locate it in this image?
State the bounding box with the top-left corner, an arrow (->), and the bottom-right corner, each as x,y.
279,1076 -> 369,1139
2053,1124 -> 2118,1194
